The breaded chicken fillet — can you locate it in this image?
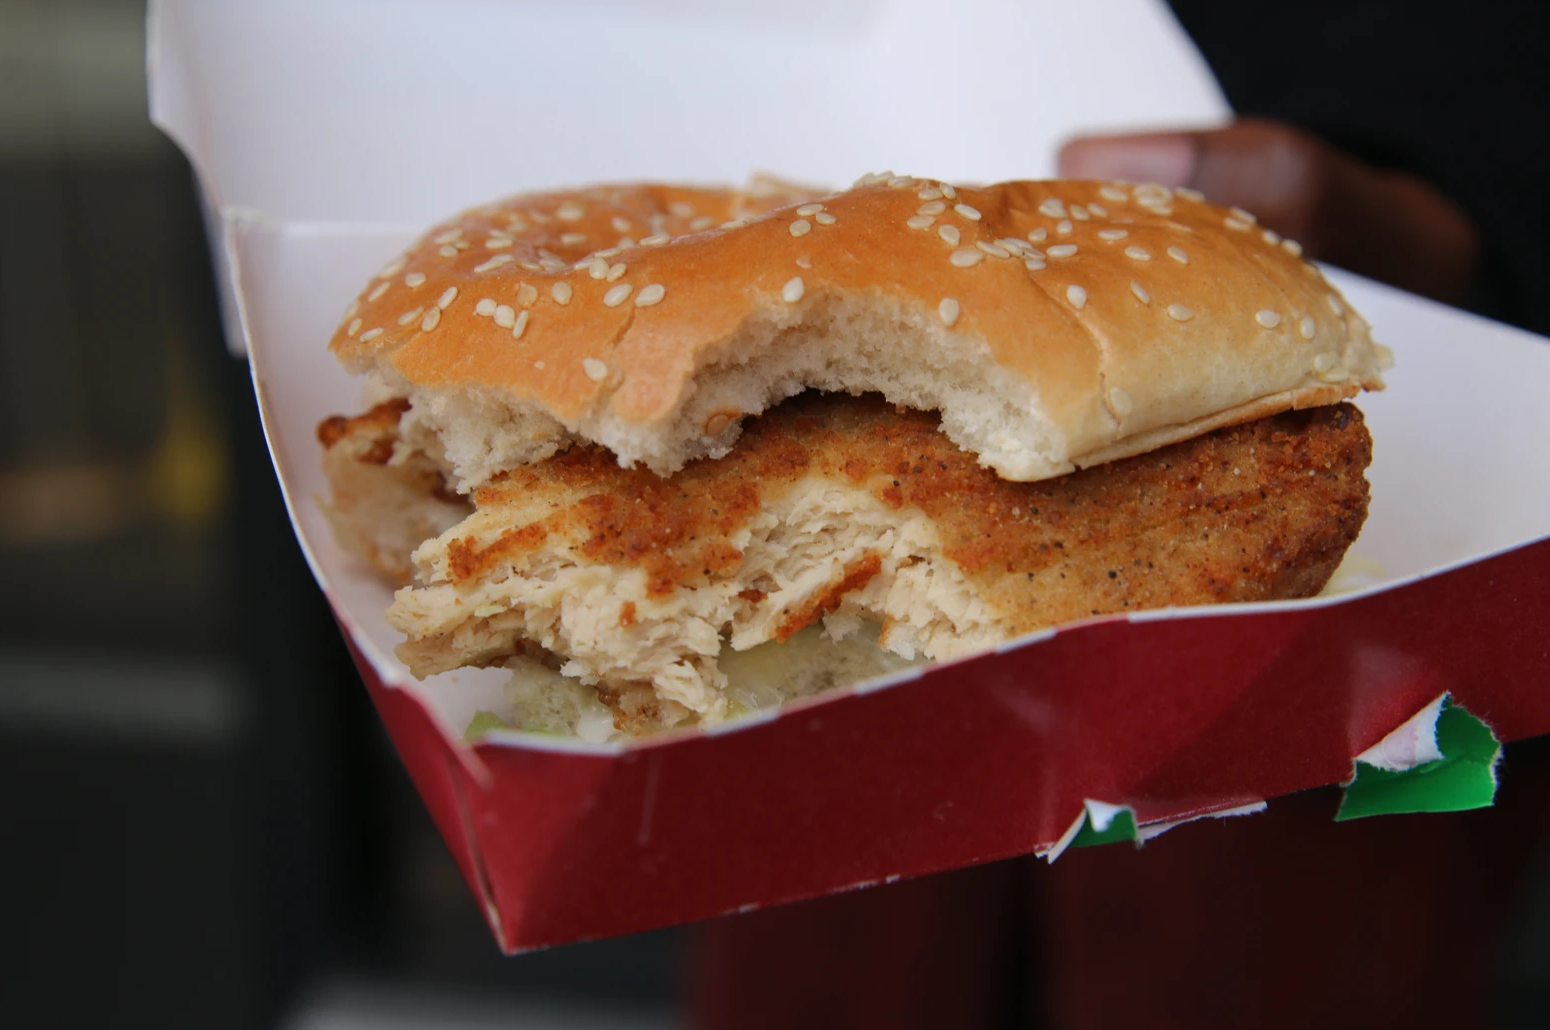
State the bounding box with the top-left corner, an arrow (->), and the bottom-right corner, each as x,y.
370,394 -> 1370,732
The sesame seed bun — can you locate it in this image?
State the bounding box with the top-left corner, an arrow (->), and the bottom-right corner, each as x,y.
329,175 -> 1389,490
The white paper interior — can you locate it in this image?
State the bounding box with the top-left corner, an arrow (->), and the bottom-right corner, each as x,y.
233,218 -> 1550,741
149,0 -> 1550,746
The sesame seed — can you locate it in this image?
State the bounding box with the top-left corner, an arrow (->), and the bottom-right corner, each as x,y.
790,219 -> 812,237
1130,281 -> 1150,304
1098,186 -> 1128,203
378,256 -> 408,279
633,283 -> 665,307
421,308 -> 441,331
529,211 -> 551,224
1225,218 -> 1251,232
1255,309 -> 1281,328
344,299 -> 360,319
907,215 -> 936,230
815,212 -> 836,226
474,254 -> 513,273
612,216 -> 632,233
1070,204 -> 1090,221
552,282 -> 573,305
796,255 -> 812,268
1098,228 -> 1128,241
1282,238 -> 1304,257
1108,386 -> 1133,416
954,203 -> 982,221
1047,244 -> 1078,258
938,224 -> 961,246
887,176 -> 914,188
1228,206 -> 1257,224
719,220 -> 744,230
359,328 -> 383,342
1299,315 -> 1316,339
397,307 -> 424,325
438,287 -> 458,309
1135,183 -> 1171,198
1166,246 -> 1188,264
690,216 -> 715,231
367,281 -> 390,301
1326,294 -> 1343,315
511,309 -> 529,339
438,245 -> 458,258
938,298 -> 960,327
1088,202 -> 1108,218
782,277 -> 805,303
1066,284 -> 1087,309
494,304 -> 516,328
476,298 -> 497,316
485,235 -> 512,251
433,229 -> 463,245
556,202 -> 585,221
560,232 -> 588,246
583,358 -> 608,381
640,233 -> 671,246
1177,187 -> 1205,202
603,284 -> 633,307
534,360 -> 545,370
940,183 -> 957,199
1313,351 -> 1338,374
1057,219 -> 1074,235
669,201 -> 694,218
1024,246 -> 1045,259
796,203 -> 824,216
606,262 -> 627,281
1166,303 -> 1194,321
1262,228 -> 1281,245
404,272 -> 427,287
918,188 -> 943,201
950,248 -> 985,267
517,261 -> 542,272
1028,227 -> 1048,242
1024,257 -> 1046,272
346,317 -> 362,336
1039,197 -> 1066,218
918,201 -> 947,216
588,257 -> 609,279
976,241 -> 1012,259
998,237 -> 1031,254
516,283 -> 538,307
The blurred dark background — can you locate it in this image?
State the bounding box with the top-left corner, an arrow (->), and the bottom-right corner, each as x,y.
1,2 -> 1548,1029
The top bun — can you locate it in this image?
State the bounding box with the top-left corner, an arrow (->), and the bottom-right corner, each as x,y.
330,174 -> 1390,490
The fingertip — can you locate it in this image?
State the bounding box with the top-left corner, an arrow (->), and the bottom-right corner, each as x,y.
1054,134 -> 1198,187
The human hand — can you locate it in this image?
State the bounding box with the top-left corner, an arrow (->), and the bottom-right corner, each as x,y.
1057,118 -> 1479,304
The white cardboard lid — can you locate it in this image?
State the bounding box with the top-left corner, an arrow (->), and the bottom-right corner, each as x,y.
150,0 -> 1226,224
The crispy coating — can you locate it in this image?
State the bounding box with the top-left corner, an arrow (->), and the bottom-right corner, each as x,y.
317,399 -> 471,584
451,393 -> 1371,633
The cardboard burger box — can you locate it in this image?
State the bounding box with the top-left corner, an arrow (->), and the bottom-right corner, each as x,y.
148,0 -> 1550,950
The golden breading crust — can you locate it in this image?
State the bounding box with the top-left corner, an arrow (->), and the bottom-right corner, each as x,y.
316,399 -> 471,585
387,393 -> 1371,733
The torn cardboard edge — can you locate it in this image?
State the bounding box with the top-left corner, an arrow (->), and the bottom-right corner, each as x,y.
1337,694 -> 1503,821
1038,694 -> 1505,861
